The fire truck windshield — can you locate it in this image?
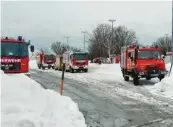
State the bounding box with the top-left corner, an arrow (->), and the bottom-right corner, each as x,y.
73,54 -> 87,60
1,42 -> 28,57
45,55 -> 55,60
138,50 -> 161,59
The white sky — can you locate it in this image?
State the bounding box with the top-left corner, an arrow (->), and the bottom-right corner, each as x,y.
1,1 -> 172,50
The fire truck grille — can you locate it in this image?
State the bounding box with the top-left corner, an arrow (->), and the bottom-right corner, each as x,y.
76,62 -> 85,65
147,65 -> 159,74
1,62 -> 20,71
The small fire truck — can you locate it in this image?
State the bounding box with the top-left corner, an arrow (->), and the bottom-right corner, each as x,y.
55,55 -> 63,71
36,53 -> 56,70
1,36 -> 34,77
63,51 -> 89,73
120,44 -> 167,85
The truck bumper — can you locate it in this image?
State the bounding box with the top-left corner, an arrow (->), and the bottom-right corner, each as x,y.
42,63 -> 55,67
138,71 -> 167,78
72,65 -> 88,70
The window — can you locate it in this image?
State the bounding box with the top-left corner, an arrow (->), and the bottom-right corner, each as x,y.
1,42 -> 28,57
73,53 -> 87,60
138,50 -> 161,59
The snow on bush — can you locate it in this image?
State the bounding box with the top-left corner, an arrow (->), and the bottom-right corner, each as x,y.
1,71 -> 86,127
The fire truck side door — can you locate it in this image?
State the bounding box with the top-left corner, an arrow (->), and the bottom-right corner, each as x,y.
127,52 -> 132,70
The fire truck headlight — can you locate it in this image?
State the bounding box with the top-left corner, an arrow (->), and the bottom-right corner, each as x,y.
160,71 -> 166,74
139,72 -> 145,75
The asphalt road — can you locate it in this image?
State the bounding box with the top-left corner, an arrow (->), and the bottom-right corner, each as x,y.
30,69 -> 173,127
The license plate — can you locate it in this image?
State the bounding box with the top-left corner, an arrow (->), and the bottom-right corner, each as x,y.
151,74 -> 158,77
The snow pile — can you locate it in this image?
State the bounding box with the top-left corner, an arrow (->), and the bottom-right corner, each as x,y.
148,63 -> 173,99
29,60 -> 38,69
1,71 -> 86,127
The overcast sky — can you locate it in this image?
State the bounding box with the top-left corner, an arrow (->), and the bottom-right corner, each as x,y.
1,1 -> 172,50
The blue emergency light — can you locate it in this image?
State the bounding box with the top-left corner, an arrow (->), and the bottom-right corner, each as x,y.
153,42 -> 158,48
18,36 -> 22,41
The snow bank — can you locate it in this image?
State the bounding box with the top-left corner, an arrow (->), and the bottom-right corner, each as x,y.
1,71 -> 86,127
148,63 -> 173,99
29,60 -> 38,69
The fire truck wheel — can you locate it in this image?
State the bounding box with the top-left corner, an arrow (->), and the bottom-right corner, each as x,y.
124,76 -> 129,81
42,66 -> 45,70
52,66 -> 55,69
70,67 -> 74,73
133,76 -> 139,86
146,77 -> 151,80
48,66 -> 51,69
38,64 -> 41,69
159,75 -> 165,81
84,69 -> 88,72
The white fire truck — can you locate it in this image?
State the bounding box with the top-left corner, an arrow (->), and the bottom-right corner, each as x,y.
63,51 -> 89,73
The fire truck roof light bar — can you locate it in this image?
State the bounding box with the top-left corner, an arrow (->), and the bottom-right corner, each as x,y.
18,36 -> 22,41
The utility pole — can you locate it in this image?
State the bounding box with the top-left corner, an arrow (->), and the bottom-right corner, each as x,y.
81,31 -> 87,50
165,34 -> 169,52
64,36 -> 70,45
109,19 -> 116,59
169,0 -> 173,76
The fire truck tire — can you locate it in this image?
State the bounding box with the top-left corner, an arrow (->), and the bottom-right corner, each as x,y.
48,66 -> 51,69
52,66 -> 55,69
124,76 -> 129,81
38,64 -> 41,69
133,76 -> 139,86
159,75 -> 165,81
70,67 -> 74,73
84,69 -> 88,72
146,77 -> 151,80
42,66 -> 45,70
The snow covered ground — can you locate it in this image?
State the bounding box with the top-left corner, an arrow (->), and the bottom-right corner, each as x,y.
1,70 -> 86,127
30,60 -> 173,100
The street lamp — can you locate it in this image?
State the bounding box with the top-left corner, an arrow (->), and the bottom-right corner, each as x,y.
169,0 -> 173,76
81,31 -> 87,50
109,19 -> 116,61
64,36 -> 70,45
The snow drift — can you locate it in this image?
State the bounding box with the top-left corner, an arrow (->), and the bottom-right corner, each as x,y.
149,63 -> 173,99
1,71 -> 86,127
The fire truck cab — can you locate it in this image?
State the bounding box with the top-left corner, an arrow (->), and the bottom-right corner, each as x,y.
36,53 -> 56,70
63,51 -> 89,73
120,44 -> 167,85
0,36 -> 34,77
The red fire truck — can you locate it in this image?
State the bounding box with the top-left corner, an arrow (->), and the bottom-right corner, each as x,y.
63,51 -> 88,73
0,36 -> 34,77
36,53 -> 56,70
120,44 -> 167,85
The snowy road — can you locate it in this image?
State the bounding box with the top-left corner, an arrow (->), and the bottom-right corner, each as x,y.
30,69 -> 173,127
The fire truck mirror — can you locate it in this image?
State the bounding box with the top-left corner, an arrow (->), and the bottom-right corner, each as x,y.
163,51 -> 166,56
135,49 -> 138,58
30,45 -> 34,52
128,53 -> 131,58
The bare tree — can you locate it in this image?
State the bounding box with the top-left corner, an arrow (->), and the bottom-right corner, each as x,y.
40,48 -> 49,54
156,35 -> 172,54
51,41 -> 68,55
88,24 -> 138,58
51,41 -> 82,55
112,26 -> 138,55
